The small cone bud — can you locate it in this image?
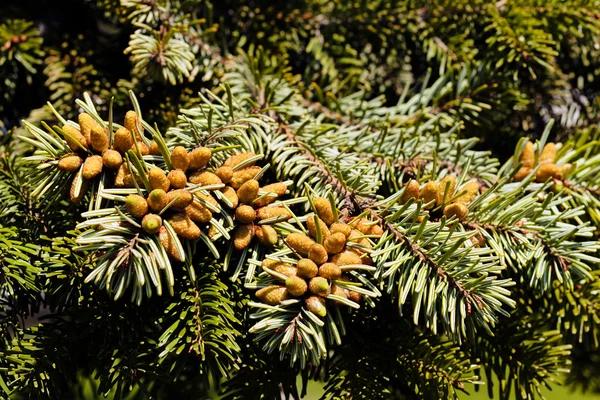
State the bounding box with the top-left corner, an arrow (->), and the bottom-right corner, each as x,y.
125,194 -> 149,218
514,166 -> 531,181
102,150 -> 122,170
419,181 -> 438,209
168,169 -> 187,189
309,277 -> 330,297
221,186 -> 239,209
257,206 -> 291,221
319,263 -> 342,280
215,166 -> 233,183
142,214 -> 162,234
188,147 -> 212,170
124,110 -> 143,141
130,142 -> 149,156
82,155 -> 103,179
189,171 -> 222,186
230,166 -> 261,189
62,125 -> 88,152
330,251 -> 362,266
58,153 -> 83,172
207,224 -> 218,239
253,182 -> 287,208
286,232 -> 316,256
90,126 -> 109,153
520,141 -> 535,168
113,127 -> 134,154
237,179 -> 259,204
307,215 -> 330,242
536,163 -> 559,182
148,141 -> 161,155
234,224 -> 254,250
349,217 -> 372,235
158,226 -> 182,261
78,113 -> 98,146
370,224 -> 384,236
263,260 -> 297,277
438,175 -> 456,205
148,167 -> 170,192
167,189 -> 193,210
324,232 -> 346,254
168,213 -> 201,240
308,243 -> 328,265
70,176 -> 89,203
347,290 -> 362,303
114,164 -> 128,187
255,225 -> 279,246
314,197 -> 335,225
454,181 -> 479,205
224,152 -> 257,168
306,296 -> 327,317
256,286 -> 288,305
171,146 -> 190,172
539,143 -> 556,165
443,203 -> 468,220
148,189 -> 168,212
297,259 -> 318,279
185,200 -> 212,223
329,222 -> 352,238
236,205 -> 256,224
401,179 -> 420,203
285,276 -> 308,297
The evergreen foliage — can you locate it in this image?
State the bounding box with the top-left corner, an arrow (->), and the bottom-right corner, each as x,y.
1,1 -> 600,399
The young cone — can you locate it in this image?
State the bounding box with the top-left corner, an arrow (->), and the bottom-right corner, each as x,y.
62,125 -> 87,151
189,171 -> 222,186
168,213 -> 201,240
168,169 -> 187,189
256,286 -> 288,305
306,296 -> 327,317
185,200 -> 212,224
148,189 -> 168,212
255,225 -> 278,246
125,194 -> 149,218
237,179 -> 259,204
307,215 -> 330,242
142,214 -> 162,234
236,205 -> 256,224
309,277 -> 330,297
285,276 -> 308,297
148,167 -> 170,192
286,232 -> 316,256
58,154 -> 83,172
102,150 -> 122,170
318,263 -> 342,280
230,166 -> 261,189
234,224 -> 254,250
171,146 -> 190,172
166,190 -> 193,210
314,197 -> 335,225
297,259 -> 318,279
158,226 -> 182,261
221,186 -> 239,209
188,147 -> 212,170
113,127 -> 134,154
90,126 -> 109,153
308,243 -> 328,265
215,166 -> 233,184
401,179 -> 420,203
82,155 -> 103,179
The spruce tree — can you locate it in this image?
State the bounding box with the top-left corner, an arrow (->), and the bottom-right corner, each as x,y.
1,1 -> 600,399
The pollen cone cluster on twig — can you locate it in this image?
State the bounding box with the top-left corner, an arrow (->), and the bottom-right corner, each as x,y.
58,110 -> 146,203
513,141 -> 571,183
255,197 -> 376,316
400,176 -> 480,221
